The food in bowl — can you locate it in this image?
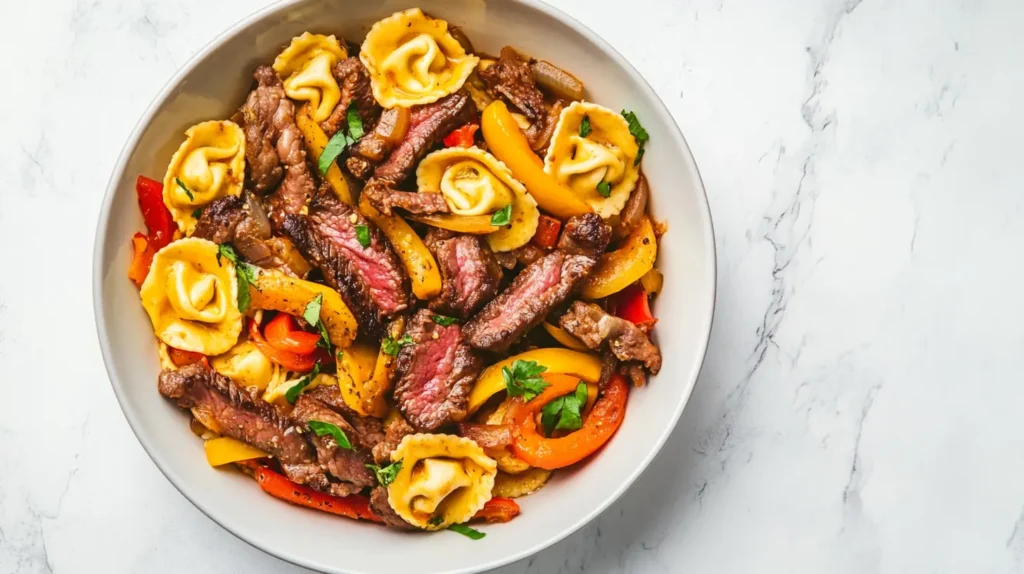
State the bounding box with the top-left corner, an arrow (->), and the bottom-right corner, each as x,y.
126,7 -> 664,538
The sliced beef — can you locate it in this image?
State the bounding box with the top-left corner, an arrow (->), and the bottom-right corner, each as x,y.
463,214 -> 611,353
345,155 -> 375,180
458,422 -> 511,450
480,47 -> 547,122
363,180 -> 450,216
370,486 -> 415,530
393,309 -> 482,431
320,57 -> 378,137
291,394 -> 376,496
343,108 -> 410,181
157,363 -> 327,489
598,348 -> 620,389
303,385 -> 387,451
192,194 -> 249,244
425,230 -> 502,319
621,362 -> 648,387
373,91 -> 473,186
282,190 -> 411,339
371,412 -> 415,464
559,301 -> 662,375
239,65 -> 315,227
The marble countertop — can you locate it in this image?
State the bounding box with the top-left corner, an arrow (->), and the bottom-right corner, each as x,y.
3,0 -> 1023,572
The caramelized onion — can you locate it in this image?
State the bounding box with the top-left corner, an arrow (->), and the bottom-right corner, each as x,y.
449,25 -> 476,55
532,60 -> 584,101
375,107 -> 411,147
612,172 -> 649,240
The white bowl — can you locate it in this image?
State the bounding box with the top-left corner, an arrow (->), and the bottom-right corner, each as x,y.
92,1 -> 716,572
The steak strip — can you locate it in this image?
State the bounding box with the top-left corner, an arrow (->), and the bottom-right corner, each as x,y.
320,57 -> 378,137
425,230 -> 502,319
291,394 -> 377,496
464,213 -> 610,353
362,180 -> 450,217
559,301 -> 662,374
373,91 -> 474,186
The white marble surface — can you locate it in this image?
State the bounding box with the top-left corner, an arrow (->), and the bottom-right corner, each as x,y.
3,0 -> 1024,572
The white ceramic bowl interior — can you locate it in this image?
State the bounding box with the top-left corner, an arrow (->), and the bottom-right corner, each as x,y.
93,1 -> 715,572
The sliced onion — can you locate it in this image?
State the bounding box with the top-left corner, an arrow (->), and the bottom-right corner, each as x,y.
612,172 -> 649,240
375,107 -> 411,147
449,25 -> 476,55
532,60 -> 584,101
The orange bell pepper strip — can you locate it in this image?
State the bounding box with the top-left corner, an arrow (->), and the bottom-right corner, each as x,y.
481,101 -> 592,219
263,313 -> 321,355
127,232 -> 156,288
248,318 -> 330,372
531,214 -> 561,249
167,346 -> 207,368
247,462 -> 382,523
472,497 -> 521,523
443,123 -> 479,148
510,373 -> 628,470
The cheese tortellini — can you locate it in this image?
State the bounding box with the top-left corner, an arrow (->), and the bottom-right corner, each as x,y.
273,32 -> 348,122
211,341 -> 285,393
360,9 -> 479,108
417,147 -> 539,252
163,120 -> 245,235
544,102 -> 640,218
140,238 -> 243,356
388,434 -> 497,529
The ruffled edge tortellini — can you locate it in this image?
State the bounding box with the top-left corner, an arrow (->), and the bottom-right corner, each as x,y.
163,120 -> 246,235
416,147 -> 539,252
543,102 -> 640,218
140,238 -> 243,356
360,8 -> 479,108
273,32 -> 348,122
210,340 -> 286,393
388,434 -> 497,530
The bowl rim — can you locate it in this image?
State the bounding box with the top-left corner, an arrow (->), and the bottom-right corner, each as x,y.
92,0 -> 717,572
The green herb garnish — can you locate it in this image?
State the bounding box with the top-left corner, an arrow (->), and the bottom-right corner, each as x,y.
176,177 -> 194,201
217,244 -> 258,312
596,181 -> 612,198
355,224 -> 371,248
381,335 -> 414,356
621,110 -> 649,166
366,460 -> 402,487
431,315 -> 457,326
346,107 -> 364,140
428,515 -> 444,526
502,359 -> 549,401
307,420 -> 353,450
540,381 -> 588,436
448,523 -> 485,540
490,204 -> 512,226
319,130 -> 349,175
579,114 -> 592,138
192,207 -> 204,219
285,363 -> 320,404
303,293 -> 332,352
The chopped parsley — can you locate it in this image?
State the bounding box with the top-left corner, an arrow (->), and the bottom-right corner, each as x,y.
490,204 -> 512,226
621,110 -> 649,166
540,381 -> 588,436
381,334 -> 414,356
579,114 -> 592,138
346,107 -> 364,139
307,420 -> 353,450
428,515 -> 444,527
366,460 -> 402,487
175,177 -> 194,201
355,224 -> 371,248
502,359 -> 549,401
285,363 -> 320,404
431,315 -> 457,326
318,104 -> 362,175
448,523 -> 485,540
216,244 -> 258,312
191,207 -> 204,219
303,293 -> 331,353
596,181 -> 612,198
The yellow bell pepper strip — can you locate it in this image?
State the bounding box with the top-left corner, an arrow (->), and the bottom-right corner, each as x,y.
250,270 -> 358,349
481,101 -> 592,219
335,342 -> 381,417
204,437 -> 268,467
541,322 -> 590,352
358,193 -> 442,300
581,215 -> 658,300
340,317 -> 406,417
296,105 -> 354,205
467,348 -> 602,416
407,213 -> 497,235
509,373 -> 628,470
640,267 -> 664,295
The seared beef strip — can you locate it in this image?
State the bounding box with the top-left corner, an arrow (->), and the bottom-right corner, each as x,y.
291,394 -> 376,496
157,363 -> 328,490
621,362 -> 648,387
363,180 -> 450,217
464,213 -> 610,353
342,108 -> 409,180
282,190 -> 411,339
373,91 -> 474,186
480,47 -> 547,122
239,66 -> 316,227
559,301 -> 662,375
393,309 -> 483,431
346,155 -> 375,180
425,230 -> 502,319
370,486 -> 415,530
371,412 -> 415,464
458,422 -> 511,449
598,349 -> 620,389
320,57 -> 378,137
304,385 -> 386,449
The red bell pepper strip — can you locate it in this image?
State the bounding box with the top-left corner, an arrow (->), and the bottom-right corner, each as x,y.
610,283 -> 656,328
248,463 -> 382,523
443,124 -> 479,148
472,498 -> 520,523
135,175 -> 176,250
531,214 -> 562,250
128,232 -> 156,288
248,318 -> 330,372
167,347 -> 207,368
510,373 -> 628,470
263,313 -> 321,355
